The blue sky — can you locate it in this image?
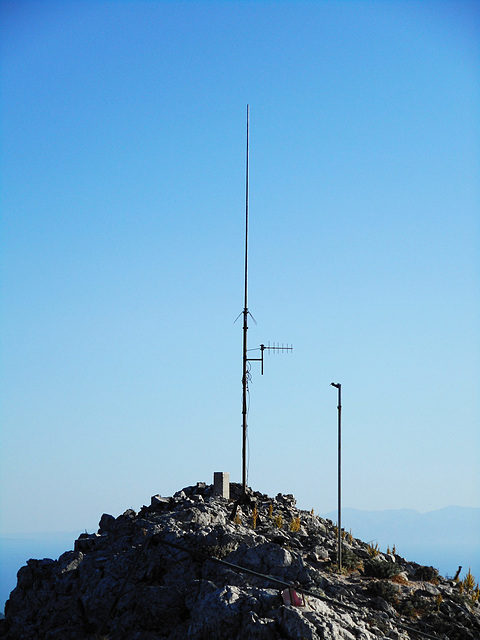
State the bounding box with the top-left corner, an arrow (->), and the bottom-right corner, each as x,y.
1,0 -> 479,536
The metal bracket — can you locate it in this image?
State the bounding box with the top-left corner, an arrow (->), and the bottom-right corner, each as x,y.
247,343 -> 293,375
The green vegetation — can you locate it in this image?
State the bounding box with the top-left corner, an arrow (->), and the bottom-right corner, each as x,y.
340,548 -> 364,573
368,580 -> 399,606
414,565 -> 439,583
364,558 -> 400,579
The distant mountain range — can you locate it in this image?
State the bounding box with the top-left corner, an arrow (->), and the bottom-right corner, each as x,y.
324,505 -> 480,581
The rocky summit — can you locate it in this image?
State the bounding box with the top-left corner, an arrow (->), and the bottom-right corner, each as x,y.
1,482 -> 479,640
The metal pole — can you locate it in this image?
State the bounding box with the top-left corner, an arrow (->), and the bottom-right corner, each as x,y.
242,105 -> 250,494
331,382 -> 342,571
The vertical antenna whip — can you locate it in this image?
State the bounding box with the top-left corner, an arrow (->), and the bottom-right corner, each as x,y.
244,104 -> 249,313
237,105 -> 292,500
242,105 -> 250,494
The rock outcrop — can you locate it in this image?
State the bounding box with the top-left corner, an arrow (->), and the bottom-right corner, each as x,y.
1,482 -> 479,639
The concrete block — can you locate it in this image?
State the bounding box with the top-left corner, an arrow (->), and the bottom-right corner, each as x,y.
213,472 -> 230,499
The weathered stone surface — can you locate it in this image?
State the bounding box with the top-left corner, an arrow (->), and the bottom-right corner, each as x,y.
213,471 -> 230,499
1,484 -> 479,639
417,582 -> 440,596
98,512 -> 115,532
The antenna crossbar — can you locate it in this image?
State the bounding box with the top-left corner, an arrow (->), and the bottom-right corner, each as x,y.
264,342 -> 293,353
247,343 -> 293,375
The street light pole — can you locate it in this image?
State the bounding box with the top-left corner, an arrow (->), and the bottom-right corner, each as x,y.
331,382 -> 342,572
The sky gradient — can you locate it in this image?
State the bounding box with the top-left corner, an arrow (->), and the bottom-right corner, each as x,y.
1,0 -> 479,536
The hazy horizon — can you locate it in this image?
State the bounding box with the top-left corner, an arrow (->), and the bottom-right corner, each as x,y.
1,503 -> 479,536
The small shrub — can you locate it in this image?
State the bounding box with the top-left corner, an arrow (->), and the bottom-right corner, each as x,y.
463,568 -> 476,593
364,558 -> 400,579
268,503 -> 273,519
368,580 -> 399,605
251,505 -> 258,530
399,600 -> 416,618
274,513 -> 283,529
436,593 -> 443,612
414,565 -> 439,582
367,542 -> 380,558
341,548 -> 364,573
327,562 -> 348,576
461,568 -> 480,605
472,585 -> 480,603
397,591 -> 432,618
411,590 -> 433,616
289,516 -> 301,532
234,513 -> 241,525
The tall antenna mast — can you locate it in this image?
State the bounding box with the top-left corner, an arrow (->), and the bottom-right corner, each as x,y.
239,106 -> 292,497
241,104 -> 250,494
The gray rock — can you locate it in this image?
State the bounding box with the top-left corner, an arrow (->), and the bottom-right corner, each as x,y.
1,484 -> 479,640
150,495 -> 171,510
98,512 -> 116,532
417,581 -> 440,596
275,605 -> 321,640
312,545 -> 329,561
58,550 -> 83,573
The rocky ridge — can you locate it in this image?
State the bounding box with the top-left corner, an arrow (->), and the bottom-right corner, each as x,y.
1,483 -> 479,640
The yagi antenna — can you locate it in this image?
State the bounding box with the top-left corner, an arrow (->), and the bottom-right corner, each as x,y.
240,105 -> 292,495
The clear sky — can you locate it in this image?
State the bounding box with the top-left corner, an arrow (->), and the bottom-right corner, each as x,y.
1,0 -> 479,535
